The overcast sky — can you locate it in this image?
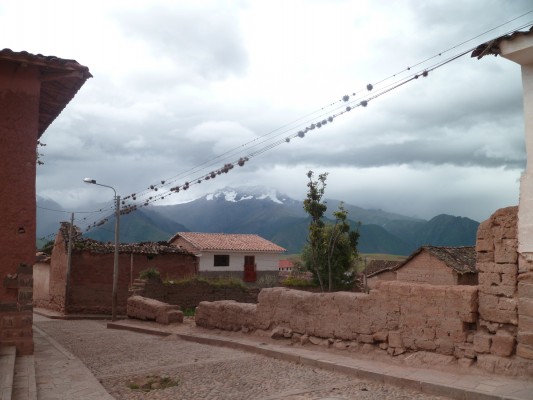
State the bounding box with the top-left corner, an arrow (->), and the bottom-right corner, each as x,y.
2,0 -> 532,222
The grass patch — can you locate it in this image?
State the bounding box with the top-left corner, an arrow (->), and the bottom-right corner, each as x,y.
182,308 -> 195,317
163,275 -> 247,290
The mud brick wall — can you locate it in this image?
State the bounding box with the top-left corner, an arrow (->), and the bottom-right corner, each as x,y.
396,251 -> 458,285
132,278 -> 260,310
197,283 -> 478,356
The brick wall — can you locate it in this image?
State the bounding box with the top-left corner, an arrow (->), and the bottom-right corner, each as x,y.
43,231 -> 198,314
0,62 -> 40,355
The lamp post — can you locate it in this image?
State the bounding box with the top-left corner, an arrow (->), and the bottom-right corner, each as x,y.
84,178 -> 120,321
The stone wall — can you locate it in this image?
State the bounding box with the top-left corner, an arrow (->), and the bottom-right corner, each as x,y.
131,277 -> 261,310
475,206 -> 520,362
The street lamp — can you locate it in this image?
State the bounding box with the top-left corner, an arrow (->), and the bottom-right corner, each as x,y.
84,178 -> 120,321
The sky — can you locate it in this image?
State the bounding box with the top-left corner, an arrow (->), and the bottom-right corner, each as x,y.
2,0 -> 532,222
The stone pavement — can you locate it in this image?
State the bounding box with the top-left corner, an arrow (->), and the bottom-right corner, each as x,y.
31,312 -> 533,400
33,314 -> 114,400
107,318 -> 533,400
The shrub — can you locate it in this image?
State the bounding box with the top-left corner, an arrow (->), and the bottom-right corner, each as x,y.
282,276 -> 317,287
139,268 -> 160,280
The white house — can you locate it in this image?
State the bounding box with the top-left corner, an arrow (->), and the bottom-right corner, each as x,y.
168,232 -> 286,282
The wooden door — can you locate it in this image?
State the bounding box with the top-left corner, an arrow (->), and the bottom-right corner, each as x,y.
243,256 -> 256,282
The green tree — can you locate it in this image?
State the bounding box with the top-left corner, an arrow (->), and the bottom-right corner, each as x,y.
302,171 -> 360,291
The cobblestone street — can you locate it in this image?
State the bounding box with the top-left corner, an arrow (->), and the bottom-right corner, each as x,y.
34,317 -> 450,400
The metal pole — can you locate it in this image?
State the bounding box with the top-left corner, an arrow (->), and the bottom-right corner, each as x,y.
112,195 -> 120,321
65,213 -> 74,313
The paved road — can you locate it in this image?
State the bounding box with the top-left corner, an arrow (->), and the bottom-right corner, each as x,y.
33,317 -> 449,400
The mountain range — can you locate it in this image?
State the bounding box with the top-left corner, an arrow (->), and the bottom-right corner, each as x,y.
37,187 -> 480,255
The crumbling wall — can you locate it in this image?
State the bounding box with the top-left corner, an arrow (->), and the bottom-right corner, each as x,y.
197,283 -> 478,357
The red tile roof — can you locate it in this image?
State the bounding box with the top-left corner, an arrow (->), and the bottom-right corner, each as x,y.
170,232 -> 286,253
0,48 -> 92,137
279,259 -> 294,269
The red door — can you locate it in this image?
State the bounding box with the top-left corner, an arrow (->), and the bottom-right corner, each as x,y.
243,256 -> 256,282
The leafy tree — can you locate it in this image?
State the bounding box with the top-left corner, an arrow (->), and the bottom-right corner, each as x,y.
303,171 -> 328,290
302,171 -> 360,291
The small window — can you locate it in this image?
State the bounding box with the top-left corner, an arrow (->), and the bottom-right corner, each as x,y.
214,254 -> 230,267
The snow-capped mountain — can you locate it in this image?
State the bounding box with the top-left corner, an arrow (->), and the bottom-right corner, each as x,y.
204,186 -> 296,206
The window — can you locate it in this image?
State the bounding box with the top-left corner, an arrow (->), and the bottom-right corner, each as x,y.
214,254 -> 230,267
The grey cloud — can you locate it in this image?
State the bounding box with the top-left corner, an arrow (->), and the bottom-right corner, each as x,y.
114,3 -> 248,82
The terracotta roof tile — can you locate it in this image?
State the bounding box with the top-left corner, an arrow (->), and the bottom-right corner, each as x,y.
58,222 -> 191,255
396,246 -> 477,275
471,25 -> 533,59
170,232 -> 286,253
0,48 -> 92,137
363,260 -> 402,277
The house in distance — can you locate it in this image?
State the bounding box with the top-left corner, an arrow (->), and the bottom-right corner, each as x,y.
169,232 -> 286,283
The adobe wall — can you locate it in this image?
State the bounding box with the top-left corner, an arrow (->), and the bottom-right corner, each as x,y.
0,61 -> 40,355
33,262 -> 50,307
197,284 -> 477,354
396,252 -> 457,285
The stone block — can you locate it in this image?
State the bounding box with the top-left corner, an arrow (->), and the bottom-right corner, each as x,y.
494,239 -> 518,264
388,330 -> 402,348
476,238 -> 493,252
372,330 -> 388,342
477,251 -> 494,263
435,338 -> 454,355
490,331 -> 515,357
359,334 -> 374,344
479,307 -> 517,325
498,297 -> 517,311
518,281 -> 533,298
479,284 -> 516,298
479,272 -> 500,286
517,331 -> 533,346
518,315 -> 533,332
518,298 -> 533,318
473,332 -> 492,353
516,343 -> 533,360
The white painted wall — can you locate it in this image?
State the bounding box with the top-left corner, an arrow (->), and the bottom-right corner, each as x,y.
500,36 -> 533,254
198,251 -> 281,272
